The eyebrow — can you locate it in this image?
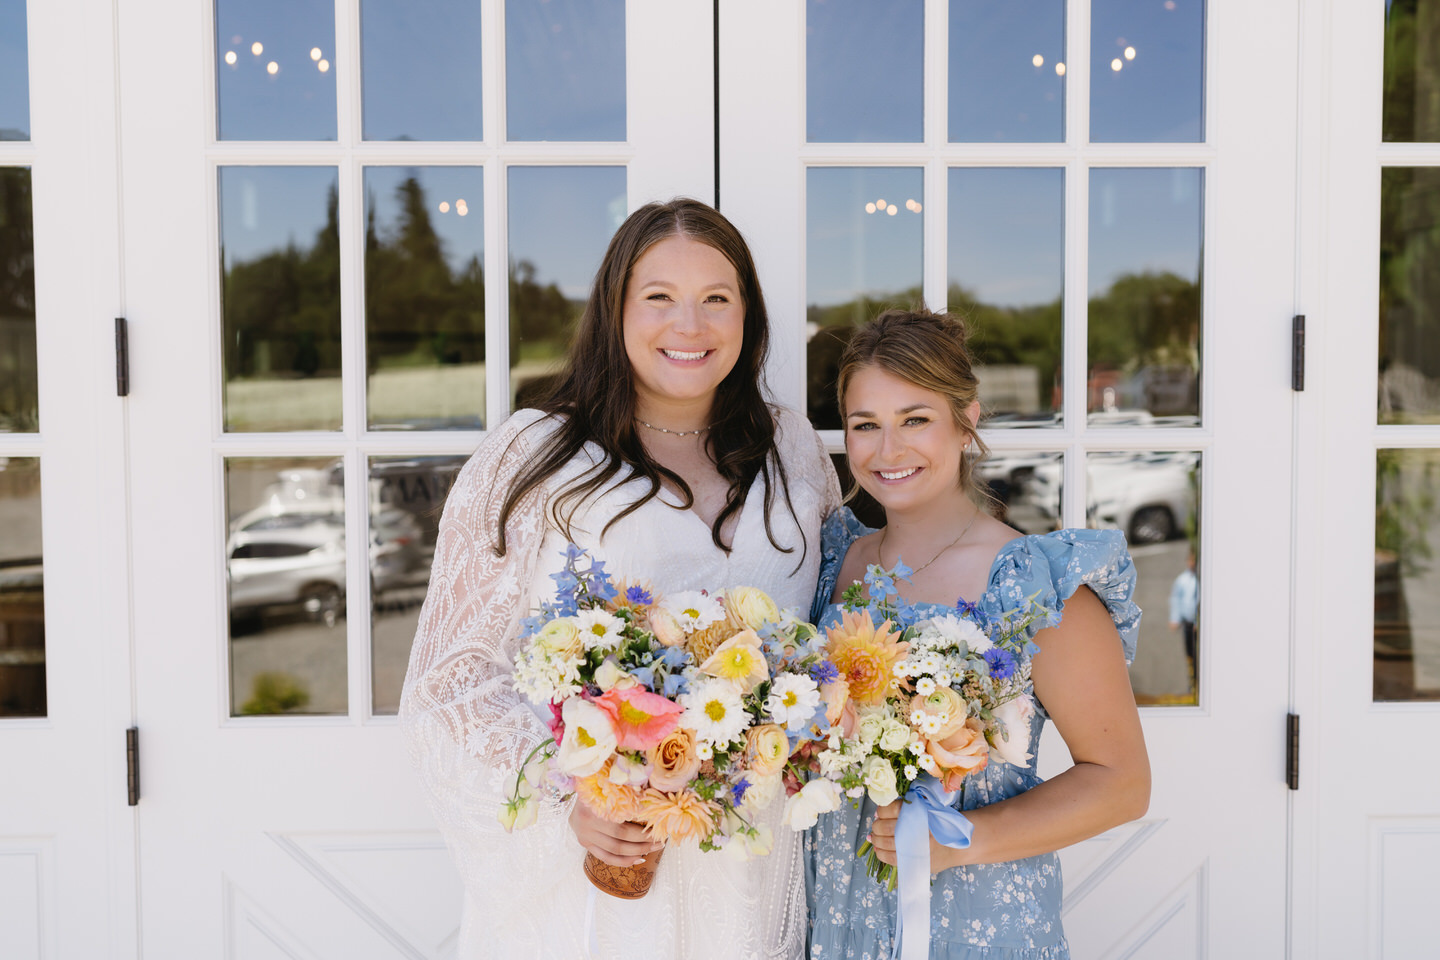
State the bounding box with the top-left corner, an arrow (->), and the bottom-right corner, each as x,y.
633,278 -> 738,293
845,403 -> 936,420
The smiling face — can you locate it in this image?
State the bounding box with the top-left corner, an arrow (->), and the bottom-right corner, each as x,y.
843,364 -> 979,516
622,234 -> 745,425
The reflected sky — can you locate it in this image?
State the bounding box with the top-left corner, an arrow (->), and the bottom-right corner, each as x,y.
0,0 -> 28,140
216,0 -> 337,141
365,166 -> 484,274
807,167 -> 923,309
506,0 -> 624,141
219,166 -> 339,269
949,167 -> 1063,308
508,167 -> 626,300
1090,0 -> 1203,142
808,0 -> 923,143
1088,167 -> 1202,295
950,0 -> 1065,142
361,0 -> 483,141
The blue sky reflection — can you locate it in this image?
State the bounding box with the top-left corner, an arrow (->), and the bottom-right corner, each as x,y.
807,167 -> 924,310
1090,0 -> 1204,142
506,0 -> 624,141
361,0 -> 483,141
216,0 -> 337,141
0,0 -> 29,140
808,0 -> 923,143
950,0 -> 1065,142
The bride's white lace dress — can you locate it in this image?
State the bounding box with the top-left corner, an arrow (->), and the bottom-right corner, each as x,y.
400,407 -> 839,959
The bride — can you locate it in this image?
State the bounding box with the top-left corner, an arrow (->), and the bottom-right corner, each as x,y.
399,199 -> 838,958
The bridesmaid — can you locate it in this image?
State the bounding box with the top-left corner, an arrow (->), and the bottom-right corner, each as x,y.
806,308 -> 1150,959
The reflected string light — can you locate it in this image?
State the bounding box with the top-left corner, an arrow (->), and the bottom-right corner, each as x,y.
455,199 -> 469,216
865,202 -> 877,214
438,201 -> 451,213
1055,62 -> 1066,76
886,204 -> 897,216
1125,46 -> 1136,60
1111,58 -> 1123,71
251,41 -> 263,56
224,50 -> 238,66
310,47 -> 322,61
318,59 -> 330,73
1032,54 -> 1044,68
905,199 -> 922,213
267,61 -> 279,75
876,197 -> 886,208
1165,0 -> 1176,8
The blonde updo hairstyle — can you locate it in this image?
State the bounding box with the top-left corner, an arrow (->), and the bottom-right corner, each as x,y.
835,307 -> 994,508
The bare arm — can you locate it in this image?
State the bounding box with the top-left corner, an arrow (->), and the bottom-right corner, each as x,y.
870,585 -> 1150,868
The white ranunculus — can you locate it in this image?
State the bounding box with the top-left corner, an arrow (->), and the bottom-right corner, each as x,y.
989,695 -> 1036,768
554,698 -> 616,777
862,756 -> 900,807
856,708 -> 887,747
879,718 -> 912,753
593,658 -> 629,692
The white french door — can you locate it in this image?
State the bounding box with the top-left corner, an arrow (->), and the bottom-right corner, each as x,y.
116,0 -> 713,955
720,1 -> 1299,955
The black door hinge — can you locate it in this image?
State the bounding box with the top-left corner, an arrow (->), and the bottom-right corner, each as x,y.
1285,713 -> 1300,790
1291,315 -> 1305,391
115,317 -> 130,397
126,727 -> 140,806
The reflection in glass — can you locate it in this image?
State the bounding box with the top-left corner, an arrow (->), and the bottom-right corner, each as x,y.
0,458 -> 43,717
1384,0 -> 1440,142
506,0 -> 624,142
0,0 -> 29,141
0,167 -> 36,433
507,166 -> 626,408
1088,450 -> 1200,705
949,0 -> 1064,142
1090,0 -> 1203,142
219,167 -> 342,432
365,167 -> 485,430
215,0 -> 337,141
1088,168 -> 1202,425
226,457 -> 347,716
370,455 -> 466,714
1375,449 -> 1440,701
978,451 -> 1063,535
807,0 -> 923,143
361,0 -> 483,141
1380,168 -> 1440,423
949,168 -> 1063,425
807,167 -> 924,430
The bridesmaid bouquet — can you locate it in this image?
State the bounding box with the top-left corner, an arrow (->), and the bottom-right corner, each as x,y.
795,561 -> 1054,888
499,544 -> 836,883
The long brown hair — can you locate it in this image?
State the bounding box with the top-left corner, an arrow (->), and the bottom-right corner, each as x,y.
495,198 -> 800,558
836,307 -> 994,507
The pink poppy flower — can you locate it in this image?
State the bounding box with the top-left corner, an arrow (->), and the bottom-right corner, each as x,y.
593,686 -> 683,751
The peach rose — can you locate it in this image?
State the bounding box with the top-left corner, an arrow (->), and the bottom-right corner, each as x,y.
647,726 -> 703,792
910,687 -> 967,741
926,717 -> 990,791
647,607 -> 686,647
819,678 -> 850,726
746,723 -> 790,778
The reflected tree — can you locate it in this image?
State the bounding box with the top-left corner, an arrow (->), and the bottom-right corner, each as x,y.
0,167 -> 36,432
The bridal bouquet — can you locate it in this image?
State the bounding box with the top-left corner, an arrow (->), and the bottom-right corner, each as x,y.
499,544 -> 836,867
800,561 -> 1055,888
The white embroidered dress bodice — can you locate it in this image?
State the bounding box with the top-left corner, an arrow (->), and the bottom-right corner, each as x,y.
400,407 -> 839,959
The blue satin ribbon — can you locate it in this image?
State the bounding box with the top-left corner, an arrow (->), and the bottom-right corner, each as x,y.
893,774 -> 974,960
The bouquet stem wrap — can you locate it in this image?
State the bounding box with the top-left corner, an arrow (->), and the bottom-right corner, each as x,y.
894,775 -> 974,960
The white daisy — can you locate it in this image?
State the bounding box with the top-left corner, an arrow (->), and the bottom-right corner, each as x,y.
661,590 -> 728,632
914,676 -> 937,696
928,612 -> 993,654
765,673 -> 822,730
679,677 -> 749,746
573,608 -> 627,650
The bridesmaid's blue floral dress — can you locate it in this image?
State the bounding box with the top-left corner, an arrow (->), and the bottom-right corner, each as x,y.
805,509 -> 1142,960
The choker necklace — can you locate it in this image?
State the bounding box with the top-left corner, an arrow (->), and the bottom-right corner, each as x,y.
879,506 -> 980,577
637,419 -> 709,438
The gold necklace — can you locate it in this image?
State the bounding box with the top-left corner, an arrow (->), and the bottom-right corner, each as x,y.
879,506 -> 980,577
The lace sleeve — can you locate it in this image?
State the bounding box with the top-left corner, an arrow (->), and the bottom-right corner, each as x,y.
399,410 -> 556,815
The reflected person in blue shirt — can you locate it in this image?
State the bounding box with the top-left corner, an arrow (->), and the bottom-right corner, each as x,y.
1169,548 -> 1199,682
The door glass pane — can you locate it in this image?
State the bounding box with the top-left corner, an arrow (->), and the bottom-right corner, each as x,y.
1380,167 -> 1440,424
370,455 -> 466,714
949,167 -> 1063,426
226,457 -> 347,716
0,0 -> 28,141
1384,0 -> 1440,142
1089,0 -> 1204,142
505,0 -> 624,142
0,167 -> 36,433
1088,168 -> 1203,426
979,450 -> 1063,535
1089,450 -> 1200,706
0,457 -> 43,717
808,0 -> 923,143
949,0 -> 1064,142
220,166 -> 342,433
806,167 -> 924,430
1376,448 -> 1440,701
361,0 -> 483,141
215,0 -> 337,141
507,166 -> 626,409
365,166 -> 485,430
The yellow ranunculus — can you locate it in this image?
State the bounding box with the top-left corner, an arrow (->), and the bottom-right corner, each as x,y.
746,723 -> 790,777
534,618 -> 583,658
723,586 -> 782,631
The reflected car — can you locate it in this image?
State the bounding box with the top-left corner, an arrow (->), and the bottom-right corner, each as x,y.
227,524 -> 347,627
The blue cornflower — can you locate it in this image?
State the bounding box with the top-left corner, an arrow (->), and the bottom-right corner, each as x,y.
625,584 -> 654,606
955,597 -> 987,624
730,777 -> 751,805
984,648 -> 1017,680
809,660 -> 840,685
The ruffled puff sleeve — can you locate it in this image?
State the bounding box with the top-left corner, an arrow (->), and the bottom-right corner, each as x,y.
810,506 -> 874,624
398,409 -> 562,839
980,528 -> 1143,667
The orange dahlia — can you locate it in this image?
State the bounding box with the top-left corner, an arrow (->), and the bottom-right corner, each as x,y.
685,615 -> 741,664
637,788 -> 721,844
573,758 -> 642,823
825,608 -> 908,706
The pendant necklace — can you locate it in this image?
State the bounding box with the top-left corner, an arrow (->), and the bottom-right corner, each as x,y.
879,506 -> 980,577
